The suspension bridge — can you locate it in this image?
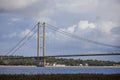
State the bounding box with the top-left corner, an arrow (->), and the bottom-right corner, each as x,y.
1,22 -> 120,67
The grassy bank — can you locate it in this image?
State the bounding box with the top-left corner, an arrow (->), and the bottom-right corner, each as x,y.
0,74 -> 120,80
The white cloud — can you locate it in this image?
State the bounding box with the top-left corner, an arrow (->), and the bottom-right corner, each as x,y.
78,21 -> 96,30
98,21 -> 118,35
46,20 -> 120,47
67,25 -> 77,33
46,25 -> 76,42
89,23 -> 96,29
78,21 -> 88,30
19,29 -> 34,38
2,29 -> 34,38
46,21 -> 96,42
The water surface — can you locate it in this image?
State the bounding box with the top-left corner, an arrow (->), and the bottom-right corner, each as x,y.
0,67 -> 120,74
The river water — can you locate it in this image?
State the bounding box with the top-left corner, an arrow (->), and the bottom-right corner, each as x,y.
0,67 -> 120,74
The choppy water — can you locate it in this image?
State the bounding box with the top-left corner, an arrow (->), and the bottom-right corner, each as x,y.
0,67 -> 120,74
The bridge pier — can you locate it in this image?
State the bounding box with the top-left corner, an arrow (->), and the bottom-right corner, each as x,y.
37,57 -> 45,67
37,22 -> 46,67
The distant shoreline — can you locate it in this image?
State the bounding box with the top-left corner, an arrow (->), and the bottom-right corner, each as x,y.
47,66 -> 120,68
0,65 -> 36,68
0,65 -> 120,68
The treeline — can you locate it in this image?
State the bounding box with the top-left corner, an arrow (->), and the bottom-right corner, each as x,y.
0,56 -> 36,65
47,57 -> 120,66
0,56 -> 120,66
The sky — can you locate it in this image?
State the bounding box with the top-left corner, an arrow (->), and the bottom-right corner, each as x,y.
0,0 -> 120,61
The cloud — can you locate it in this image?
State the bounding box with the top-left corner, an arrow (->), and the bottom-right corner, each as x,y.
46,20 -> 120,49
67,25 -> 76,33
19,29 -> 34,38
0,0 -> 119,23
38,17 -> 56,25
2,32 -> 17,38
78,21 -> 96,30
0,0 -> 55,22
11,17 -> 21,22
98,21 -> 116,34
59,25 -> 76,34
55,0 -> 98,13
0,0 -> 38,11
111,26 -> 120,35
54,0 -> 120,15
54,0 -> 120,23
45,20 -> 120,57
2,29 -> 34,38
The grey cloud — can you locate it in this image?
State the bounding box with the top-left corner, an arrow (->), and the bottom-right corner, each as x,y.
0,0 -> 55,20
0,0 -> 38,11
0,0 -> 120,22
111,27 -> 120,35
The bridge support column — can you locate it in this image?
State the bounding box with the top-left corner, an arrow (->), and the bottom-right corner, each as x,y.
37,22 -> 46,67
37,22 -> 41,66
43,22 -> 46,67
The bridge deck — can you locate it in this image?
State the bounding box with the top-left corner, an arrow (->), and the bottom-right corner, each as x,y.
5,53 -> 120,59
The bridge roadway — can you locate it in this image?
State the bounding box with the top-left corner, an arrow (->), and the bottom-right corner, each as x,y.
6,53 -> 120,59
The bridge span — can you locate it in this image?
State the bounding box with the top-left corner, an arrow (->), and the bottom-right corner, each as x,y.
6,53 -> 120,59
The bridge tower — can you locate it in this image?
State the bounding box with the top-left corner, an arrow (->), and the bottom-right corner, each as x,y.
37,22 -> 46,67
